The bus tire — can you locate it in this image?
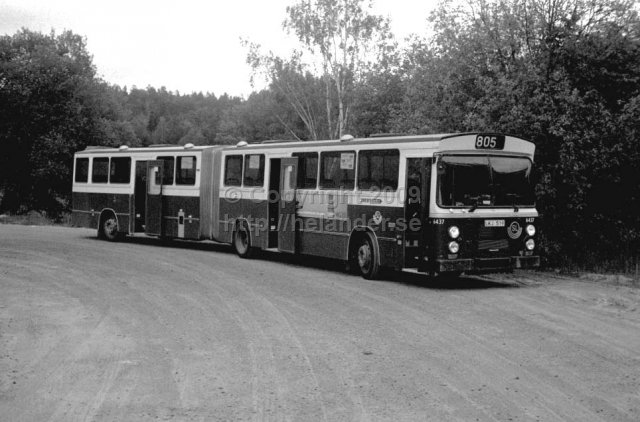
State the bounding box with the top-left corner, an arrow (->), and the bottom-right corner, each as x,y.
233,221 -> 254,258
98,211 -> 120,241
356,233 -> 380,280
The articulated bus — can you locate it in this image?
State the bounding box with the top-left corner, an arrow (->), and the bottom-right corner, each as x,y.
72,133 -> 540,279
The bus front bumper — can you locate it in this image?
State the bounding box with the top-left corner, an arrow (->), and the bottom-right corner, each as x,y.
436,256 -> 540,273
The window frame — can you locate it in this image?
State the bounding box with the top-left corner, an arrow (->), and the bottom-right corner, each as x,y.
243,154 -> 265,187
292,152 -> 319,189
319,150 -> 356,190
436,154 -> 535,208
109,156 -> 132,184
176,155 -> 197,186
74,157 -> 89,183
224,155 -> 244,187
357,149 -> 400,191
91,157 -> 109,184
156,156 -> 175,185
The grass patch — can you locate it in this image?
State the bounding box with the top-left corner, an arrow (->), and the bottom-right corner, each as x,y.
550,259 -> 640,284
0,211 -> 72,226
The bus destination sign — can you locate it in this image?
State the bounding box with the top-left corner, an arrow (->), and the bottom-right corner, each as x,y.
475,134 -> 505,150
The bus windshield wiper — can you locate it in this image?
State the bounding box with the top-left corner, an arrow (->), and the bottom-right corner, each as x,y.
467,194 -> 491,212
467,197 -> 480,212
505,193 -> 519,212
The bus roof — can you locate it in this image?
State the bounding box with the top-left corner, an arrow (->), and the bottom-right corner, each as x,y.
74,134 -> 450,155
76,144 -> 221,155
75,133 -> 534,155
224,133 -> 450,151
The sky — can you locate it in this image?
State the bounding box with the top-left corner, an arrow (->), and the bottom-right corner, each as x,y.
0,0 -> 439,97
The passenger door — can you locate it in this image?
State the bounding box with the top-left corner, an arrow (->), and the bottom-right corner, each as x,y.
278,157 -> 298,253
145,160 -> 164,236
404,157 -> 432,268
134,161 -> 147,232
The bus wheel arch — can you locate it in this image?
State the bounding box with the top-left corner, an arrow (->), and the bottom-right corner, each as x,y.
348,227 -> 381,279
233,218 -> 254,258
98,209 -> 121,241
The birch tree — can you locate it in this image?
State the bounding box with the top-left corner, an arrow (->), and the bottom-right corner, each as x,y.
285,0 -> 393,138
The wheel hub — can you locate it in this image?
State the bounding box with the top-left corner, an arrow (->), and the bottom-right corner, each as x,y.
358,244 -> 371,272
104,219 -> 117,235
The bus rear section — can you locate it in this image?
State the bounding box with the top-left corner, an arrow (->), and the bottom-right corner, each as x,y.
425,134 -> 540,274
71,145 -> 216,241
72,151 -> 135,240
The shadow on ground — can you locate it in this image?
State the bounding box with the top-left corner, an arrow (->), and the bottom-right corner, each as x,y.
87,234 -> 518,291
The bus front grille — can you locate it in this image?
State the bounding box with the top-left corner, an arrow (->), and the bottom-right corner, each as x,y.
478,239 -> 509,250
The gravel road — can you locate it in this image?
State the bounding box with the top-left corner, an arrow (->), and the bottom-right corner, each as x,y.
1,224 -> 639,421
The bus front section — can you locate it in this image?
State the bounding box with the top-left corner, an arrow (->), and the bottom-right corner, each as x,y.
428,134 -> 540,274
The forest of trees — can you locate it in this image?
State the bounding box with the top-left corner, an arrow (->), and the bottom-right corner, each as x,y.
1,0 -> 639,271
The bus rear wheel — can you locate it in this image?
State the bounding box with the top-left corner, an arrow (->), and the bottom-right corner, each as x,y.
99,212 -> 120,241
233,221 -> 254,258
356,233 -> 380,279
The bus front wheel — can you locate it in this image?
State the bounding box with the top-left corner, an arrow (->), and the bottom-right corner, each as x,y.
356,233 -> 380,279
233,222 -> 254,258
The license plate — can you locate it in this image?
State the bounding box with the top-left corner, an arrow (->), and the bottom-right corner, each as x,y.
485,219 -> 505,227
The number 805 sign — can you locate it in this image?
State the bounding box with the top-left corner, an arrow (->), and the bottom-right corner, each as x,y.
475,134 -> 505,150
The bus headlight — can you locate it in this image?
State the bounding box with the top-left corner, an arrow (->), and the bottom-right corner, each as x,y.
448,241 -> 460,254
448,225 -> 460,239
526,224 -> 536,236
525,239 -> 535,250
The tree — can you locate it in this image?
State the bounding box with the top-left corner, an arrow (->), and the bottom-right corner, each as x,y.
394,0 -> 640,265
0,29 -> 106,215
246,0 -> 393,140
245,47 -> 327,140
350,44 -> 404,137
285,0 -> 393,138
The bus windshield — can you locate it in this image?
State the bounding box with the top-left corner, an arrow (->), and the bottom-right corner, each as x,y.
437,155 -> 534,207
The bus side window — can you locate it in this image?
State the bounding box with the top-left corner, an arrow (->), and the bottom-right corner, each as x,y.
358,149 -> 399,191
320,151 -> 355,190
292,152 -> 318,189
157,156 -> 175,185
75,158 -> 89,183
243,154 -> 265,187
110,157 -> 131,184
92,157 -> 109,183
224,155 -> 243,186
176,156 -> 196,185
